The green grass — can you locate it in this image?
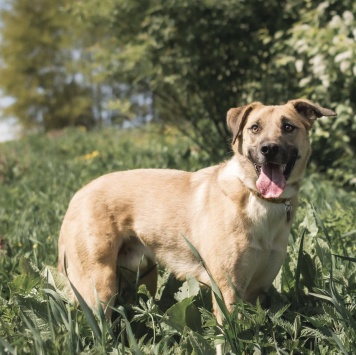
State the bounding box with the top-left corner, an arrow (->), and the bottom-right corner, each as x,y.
0,125 -> 355,354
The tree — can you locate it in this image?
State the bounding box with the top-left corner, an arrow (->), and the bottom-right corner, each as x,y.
79,0 -> 355,186
1,0 -> 354,186
0,0 -> 96,130
77,0 -> 300,155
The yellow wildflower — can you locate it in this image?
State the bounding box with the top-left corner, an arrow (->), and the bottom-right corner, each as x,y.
80,150 -> 100,161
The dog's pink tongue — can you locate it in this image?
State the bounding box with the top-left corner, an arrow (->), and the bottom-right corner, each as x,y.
256,163 -> 286,198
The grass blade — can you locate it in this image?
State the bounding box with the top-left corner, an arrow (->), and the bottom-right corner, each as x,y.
295,229 -> 306,298
20,310 -> 45,355
181,234 -> 223,301
312,205 -> 332,246
340,230 -> 356,238
0,336 -> 16,355
44,287 -> 70,328
69,280 -> 102,343
332,254 -> 356,263
327,329 -> 349,355
115,305 -> 143,355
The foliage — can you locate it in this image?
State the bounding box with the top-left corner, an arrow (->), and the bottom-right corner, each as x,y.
1,0 -> 355,187
75,0 -> 301,154
71,0 -> 355,186
269,0 -> 356,188
0,127 -> 355,354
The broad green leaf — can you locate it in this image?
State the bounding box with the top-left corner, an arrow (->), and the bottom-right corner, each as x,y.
300,205 -> 318,238
300,252 -> 317,290
187,329 -> 215,355
164,296 -> 201,333
44,265 -> 72,300
9,274 -> 40,296
174,275 -> 200,302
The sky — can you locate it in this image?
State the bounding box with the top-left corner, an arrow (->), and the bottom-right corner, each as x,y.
0,0 -> 19,142
0,118 -> 19,142
0,1 -> 17,142
0,96 -> 18,142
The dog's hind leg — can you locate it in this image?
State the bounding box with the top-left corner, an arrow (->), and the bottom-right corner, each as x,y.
59,224 -> 122,318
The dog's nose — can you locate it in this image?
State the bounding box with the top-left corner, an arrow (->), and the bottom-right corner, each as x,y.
260,143 -> 280,157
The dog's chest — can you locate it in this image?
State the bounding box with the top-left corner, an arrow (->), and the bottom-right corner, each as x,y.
245,195 -> 290,251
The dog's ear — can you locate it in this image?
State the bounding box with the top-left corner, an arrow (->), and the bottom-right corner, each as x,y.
290,99 -> 337,129
227,103 -> 261,144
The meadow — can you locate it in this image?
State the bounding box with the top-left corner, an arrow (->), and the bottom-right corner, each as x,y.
0,126 -> 355,354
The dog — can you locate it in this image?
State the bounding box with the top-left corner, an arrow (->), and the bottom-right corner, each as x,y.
58,99 -> 336,324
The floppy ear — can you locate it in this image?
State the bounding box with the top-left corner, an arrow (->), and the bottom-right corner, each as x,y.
290,99 -> 337,129
227,102 -> 261,144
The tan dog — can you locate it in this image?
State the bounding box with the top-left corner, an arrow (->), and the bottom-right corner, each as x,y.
58,99 -> 336,321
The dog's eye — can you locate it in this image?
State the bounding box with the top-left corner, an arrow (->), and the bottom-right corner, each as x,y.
284,123 -> 296,133
250,124 -> 260,133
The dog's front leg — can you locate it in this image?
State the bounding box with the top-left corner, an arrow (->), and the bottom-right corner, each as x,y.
210,270 -> 250,354
211,279 -> 240,355
212,285 -> 237,321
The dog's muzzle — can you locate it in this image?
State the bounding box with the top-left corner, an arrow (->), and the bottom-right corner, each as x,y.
249,146 -> 299,198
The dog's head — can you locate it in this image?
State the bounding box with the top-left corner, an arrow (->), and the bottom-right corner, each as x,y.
227,99 -> 336,198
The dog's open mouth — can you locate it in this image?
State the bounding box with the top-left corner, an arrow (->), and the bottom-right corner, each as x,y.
253,157 -> 297,199
254,163 -> 286,198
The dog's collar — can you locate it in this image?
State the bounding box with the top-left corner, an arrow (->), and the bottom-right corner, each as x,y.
248,188 -> 292,222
